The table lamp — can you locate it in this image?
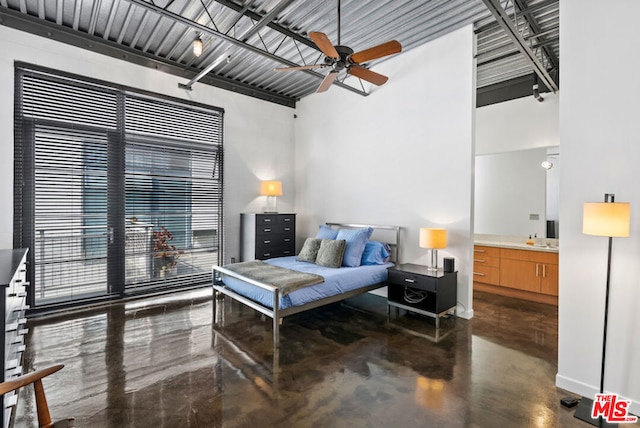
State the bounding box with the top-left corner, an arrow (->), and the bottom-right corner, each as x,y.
260,180 -> 282,213
420,228 -> 447,271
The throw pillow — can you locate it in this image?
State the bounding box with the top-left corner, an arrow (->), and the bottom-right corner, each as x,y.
336,227 -> 374,267
316,225 -> 339,240
361,241 -> 391,265
297,237 -> 322,262
315,239 -> 346,268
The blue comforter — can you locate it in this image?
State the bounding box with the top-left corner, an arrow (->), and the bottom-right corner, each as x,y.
221,256 -> 392,309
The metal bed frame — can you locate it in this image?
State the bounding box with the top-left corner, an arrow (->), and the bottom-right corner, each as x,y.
212,223 -> 401,348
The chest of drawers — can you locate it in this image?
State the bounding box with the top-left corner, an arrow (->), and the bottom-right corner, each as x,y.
240,213 -> 296,261
1,249 -> 29,428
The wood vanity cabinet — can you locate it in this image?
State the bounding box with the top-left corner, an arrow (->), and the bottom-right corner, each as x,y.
473,245 -> 558,305
499,249 -> 558,296
473,246 -> 500,285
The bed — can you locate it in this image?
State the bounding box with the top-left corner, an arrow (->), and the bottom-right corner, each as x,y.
212,223 -> 400,348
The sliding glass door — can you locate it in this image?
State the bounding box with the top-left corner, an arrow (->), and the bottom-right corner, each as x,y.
31,125 -> 113,303
14,65 -> 224,311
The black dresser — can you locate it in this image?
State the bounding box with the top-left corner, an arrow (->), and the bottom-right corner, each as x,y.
240,213 -> 296,261
1,249 -> 29,428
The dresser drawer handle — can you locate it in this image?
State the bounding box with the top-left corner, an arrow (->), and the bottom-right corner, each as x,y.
473,272 -> 486,276
474,249 -> 486,253
283,227 -> 291,232
263,240 -> 271,244
474,259 -> 485,263
403,278 -> 415,284
263,218 -> 272,222
263,228 -> 271,232
263,253 -> 271,257
283,218 -> 291,222
283,238 -> 291,242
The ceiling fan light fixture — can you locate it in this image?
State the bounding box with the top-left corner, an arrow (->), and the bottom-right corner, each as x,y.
193,36 -> 203,57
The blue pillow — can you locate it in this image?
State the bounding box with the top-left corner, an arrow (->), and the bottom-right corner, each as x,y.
361,241 -> 391,265
316,225 -> 338,240
336,227 -> 373,267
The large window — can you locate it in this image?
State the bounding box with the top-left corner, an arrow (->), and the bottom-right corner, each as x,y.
14,64 -> 224,311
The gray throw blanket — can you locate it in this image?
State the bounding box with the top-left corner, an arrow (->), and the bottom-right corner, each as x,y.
223,260 -> 324,296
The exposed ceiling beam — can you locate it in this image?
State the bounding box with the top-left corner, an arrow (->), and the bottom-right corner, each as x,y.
183,0 -> 295,88
0,6 -> 296,107
481,0 -> 558,92
474,0 -> 557,33
238,0 -> 294,42
126,0 -> 367,96
213,0 -> 318,51
513,0 -> 558,70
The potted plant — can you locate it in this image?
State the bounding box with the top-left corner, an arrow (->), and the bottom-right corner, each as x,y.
153,226 -> 182,275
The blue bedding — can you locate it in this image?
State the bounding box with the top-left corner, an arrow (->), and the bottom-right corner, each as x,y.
221,256 -> 393,310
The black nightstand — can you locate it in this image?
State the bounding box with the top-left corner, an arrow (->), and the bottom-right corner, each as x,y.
387,263 -> 457,328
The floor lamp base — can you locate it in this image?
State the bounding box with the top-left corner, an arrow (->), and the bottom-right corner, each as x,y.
574,397 -> 619,427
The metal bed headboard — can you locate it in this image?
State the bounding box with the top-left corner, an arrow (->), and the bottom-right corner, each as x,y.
324,223 -> 401,264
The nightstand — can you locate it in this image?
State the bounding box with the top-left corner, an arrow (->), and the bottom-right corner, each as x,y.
387,263 -> 457,328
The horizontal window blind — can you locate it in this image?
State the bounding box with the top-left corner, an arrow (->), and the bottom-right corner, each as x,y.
124,95 -> 223,292
14,65 -> 224,310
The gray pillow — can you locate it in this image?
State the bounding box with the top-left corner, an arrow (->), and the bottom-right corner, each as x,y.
315,239 -> 346,268
297,237 -> 322,262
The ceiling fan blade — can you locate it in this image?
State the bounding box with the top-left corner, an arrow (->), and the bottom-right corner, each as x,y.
350,40 -> 402,64
274,64 -> 326,72
348,66 -> 389,86
316,71 -> 339,93
309,32 -> 340,59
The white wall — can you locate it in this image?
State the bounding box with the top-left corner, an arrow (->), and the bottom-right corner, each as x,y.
0,25 -> 296,262
558,0 -> 640,414
476,92 -> 559,155
294,25 -> 476,319
475,148 -> 547,237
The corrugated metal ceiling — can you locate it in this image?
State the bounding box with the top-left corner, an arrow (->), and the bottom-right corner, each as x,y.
0,0 -> 559,108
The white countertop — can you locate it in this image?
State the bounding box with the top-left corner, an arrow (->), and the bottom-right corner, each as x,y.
474,234 -> 559,253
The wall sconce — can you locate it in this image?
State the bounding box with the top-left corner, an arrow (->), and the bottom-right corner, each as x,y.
419,228 -> 447,271
260,180 -> 282,213
193,35 -> 203,57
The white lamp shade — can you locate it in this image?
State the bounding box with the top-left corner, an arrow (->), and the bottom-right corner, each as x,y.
260,180 -> 283,197
583,202 -> 630,237
419,228 -> 447,249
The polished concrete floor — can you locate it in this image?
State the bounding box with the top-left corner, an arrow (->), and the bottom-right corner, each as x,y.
12,288 -> 628,427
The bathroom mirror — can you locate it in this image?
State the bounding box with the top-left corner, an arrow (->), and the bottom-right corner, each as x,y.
474,147 -> 559,238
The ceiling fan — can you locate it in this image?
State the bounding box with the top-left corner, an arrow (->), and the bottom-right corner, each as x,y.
274,0 -> 402,93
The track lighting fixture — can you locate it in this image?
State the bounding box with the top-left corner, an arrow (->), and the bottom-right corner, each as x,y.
533,83 -> 544,102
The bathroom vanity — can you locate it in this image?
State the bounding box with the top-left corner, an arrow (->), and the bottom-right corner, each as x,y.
473,236 -> 558,305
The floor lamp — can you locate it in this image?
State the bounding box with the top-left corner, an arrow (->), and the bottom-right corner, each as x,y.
574,193 -> 630,428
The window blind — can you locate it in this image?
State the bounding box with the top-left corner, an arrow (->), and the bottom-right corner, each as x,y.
14,65 -> 224,310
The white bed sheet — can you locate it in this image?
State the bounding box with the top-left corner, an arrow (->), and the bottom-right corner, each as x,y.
221,256 -> 393,310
